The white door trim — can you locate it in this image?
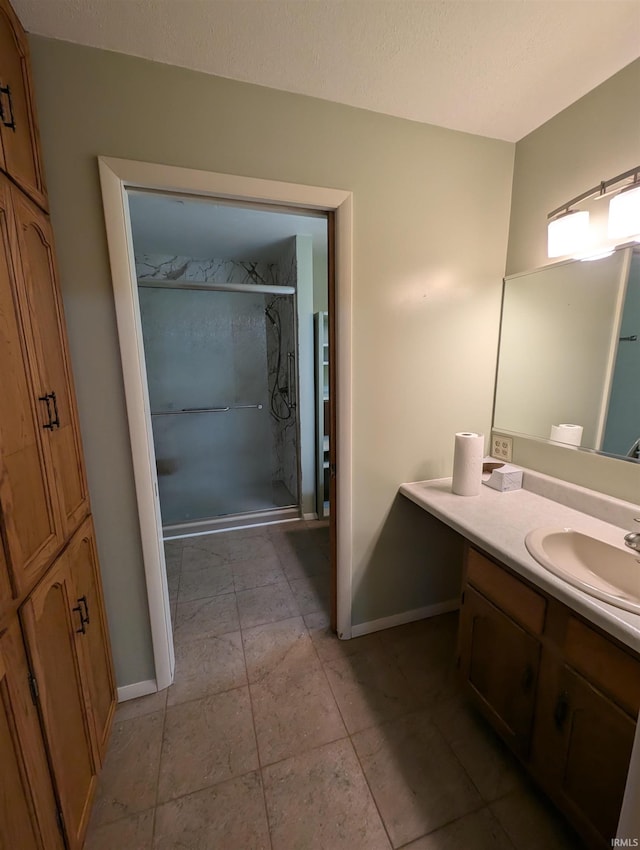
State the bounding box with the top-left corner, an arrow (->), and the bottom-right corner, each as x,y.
98,157 -> 353,690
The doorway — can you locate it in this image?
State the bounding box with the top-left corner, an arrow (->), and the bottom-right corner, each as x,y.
99,159 -> 352,690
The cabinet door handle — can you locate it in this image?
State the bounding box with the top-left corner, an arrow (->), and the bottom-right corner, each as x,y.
38,392 -> 60,430
521,663 -> 534,693
49,391 -> 60,429
79,595 -> 90,626
554,690 -> 569,731
39,393 -> 53,429
72,602 -> 86,634
0,84 -> 16,131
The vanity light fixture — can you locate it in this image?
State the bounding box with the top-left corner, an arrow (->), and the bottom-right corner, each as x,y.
547,164 -> 640,258
608,180 -> 640,241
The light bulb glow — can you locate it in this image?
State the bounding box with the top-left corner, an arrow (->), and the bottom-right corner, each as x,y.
547,210 -> 590,258
608,184 -> 640,240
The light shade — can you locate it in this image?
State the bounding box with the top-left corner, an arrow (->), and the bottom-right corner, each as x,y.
547,210 -> 590,258
608,184 -> 640,240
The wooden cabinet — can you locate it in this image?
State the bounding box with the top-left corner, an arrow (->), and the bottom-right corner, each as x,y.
20,538 -> 101,850
0,172 -> 64,595
458,545 -> 640,849
458,585 -> 540,756
0,0 -> 47,209
0,3 -> 117,849
0,618 -> 65,850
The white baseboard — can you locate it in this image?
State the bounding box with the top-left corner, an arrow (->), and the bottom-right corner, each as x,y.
117,679 -> 158,703
350,599 -> 460,638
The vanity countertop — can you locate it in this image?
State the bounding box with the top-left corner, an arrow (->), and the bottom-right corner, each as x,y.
400,475 -> 640,654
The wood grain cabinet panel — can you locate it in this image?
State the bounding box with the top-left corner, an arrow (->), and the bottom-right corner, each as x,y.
20,555 -> 99,850
0,617 -> 65,850
0,0 -> 47,209
458,584 -> 540,756
0,172 -> 62,595
0,536 -> 12,621
65,517 -> 117,765
11,184 -> 90,539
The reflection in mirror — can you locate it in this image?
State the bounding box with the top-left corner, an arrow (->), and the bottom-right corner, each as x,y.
493,247 -> 640,462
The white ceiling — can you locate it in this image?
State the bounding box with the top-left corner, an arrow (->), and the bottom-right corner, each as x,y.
14,0 -> 640,142
128,191 -> 328,262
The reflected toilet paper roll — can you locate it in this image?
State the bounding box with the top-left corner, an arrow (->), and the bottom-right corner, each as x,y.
549,424 -> 583,447
452,432 -> 484,496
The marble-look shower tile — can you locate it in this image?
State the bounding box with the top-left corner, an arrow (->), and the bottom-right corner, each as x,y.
262,738 -> 391,850
157,687 -> 258,802
232,554 -> 285,592
168,631 -> 247,706
403,807 -> 516,850
351,710 -> 483,847
153,772 -> 270,850
91,711 -> 164,826
236,581 -> 299,629
85,809 -> 155,850
173,593 -> 239,644
177,563 -> 234,602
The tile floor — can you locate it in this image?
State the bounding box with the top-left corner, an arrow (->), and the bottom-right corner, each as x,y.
86,520 -> 583,850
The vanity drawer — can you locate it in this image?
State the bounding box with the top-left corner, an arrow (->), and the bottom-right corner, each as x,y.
467,547 -> 547,636
563,617 -> 640,718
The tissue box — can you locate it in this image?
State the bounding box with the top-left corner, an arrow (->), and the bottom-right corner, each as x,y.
484,463 -> 523,492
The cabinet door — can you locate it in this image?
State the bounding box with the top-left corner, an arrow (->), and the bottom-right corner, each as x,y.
0,530 -> 13,621
0,0 -> 47,210
20,554 -> 98,850
11,184 -> 89,538
532,653 -> 636,847
0,617 -> 65,850
67,517 -> 116,764
458,585 -> 540,756
0,173 -> 62,594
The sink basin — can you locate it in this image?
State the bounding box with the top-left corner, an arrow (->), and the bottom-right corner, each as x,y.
525,527 -> 640,614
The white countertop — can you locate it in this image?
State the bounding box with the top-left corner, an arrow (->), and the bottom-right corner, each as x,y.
400,475 -> 640,653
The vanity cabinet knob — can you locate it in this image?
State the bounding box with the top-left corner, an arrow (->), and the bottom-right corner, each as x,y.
554,690 -> 570,731
521,664 -> 534,693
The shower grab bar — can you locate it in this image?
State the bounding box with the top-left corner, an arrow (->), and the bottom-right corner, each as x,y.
151,403 -> 263,416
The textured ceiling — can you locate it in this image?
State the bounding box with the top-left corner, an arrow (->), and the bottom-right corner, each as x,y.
13,0 -> 640,142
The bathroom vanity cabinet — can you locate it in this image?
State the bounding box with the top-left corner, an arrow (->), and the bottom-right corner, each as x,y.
0,2 -> 116,848
459,544 -> 640,849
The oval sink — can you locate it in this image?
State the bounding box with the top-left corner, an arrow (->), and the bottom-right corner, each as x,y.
525,527 -> 640,614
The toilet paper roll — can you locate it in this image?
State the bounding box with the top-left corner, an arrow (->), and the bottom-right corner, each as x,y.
452,432 -> 484,496
549,424 -> 583,447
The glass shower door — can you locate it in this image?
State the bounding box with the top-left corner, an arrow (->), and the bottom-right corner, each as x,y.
138,285 -> 297,525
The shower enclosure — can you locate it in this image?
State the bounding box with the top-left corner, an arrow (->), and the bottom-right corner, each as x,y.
138,281 -> 300,533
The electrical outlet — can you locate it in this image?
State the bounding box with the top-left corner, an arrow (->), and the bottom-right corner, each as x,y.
491,434 -> 513,463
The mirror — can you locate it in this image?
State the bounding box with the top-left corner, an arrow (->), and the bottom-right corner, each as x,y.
493,246 -> 640,462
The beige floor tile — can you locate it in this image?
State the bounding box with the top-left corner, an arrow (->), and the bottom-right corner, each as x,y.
276,545 -> 329,581
324,648 -> 421,733
85,810 -> 155,850
232,554 -> 286,592
158,686 -> 258,802
91,711 -> 164,826
173,593 -> 239,643
432,694 -> 525,802
115,689 -> 168,722
387,624 -> 460,707
236,581 -> 299,629
242,616 -> 310,683
263,738 -> 392,850
305,611 -> 382,662
250,657 -> 346,764
177,562 -> 234,602
207,531 -> 279,564
181,541 -> 228,571
154,771 -> 270,850
288,575 -> 330,616
352,710 -> 483,847
491,786 -> 583,850
167,631 -> 247,706
403,807 -> 516,850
